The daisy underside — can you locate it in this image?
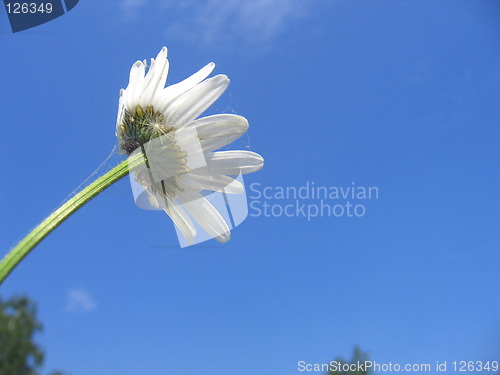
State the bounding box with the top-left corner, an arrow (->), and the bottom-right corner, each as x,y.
116,47 -> 264,245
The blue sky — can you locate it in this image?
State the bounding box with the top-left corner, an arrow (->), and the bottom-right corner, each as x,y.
1,1 -> 499,374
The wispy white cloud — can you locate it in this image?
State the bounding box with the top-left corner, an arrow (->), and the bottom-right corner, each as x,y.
121,0 -> 311,47
65,288 -> 96,313
121,0 -> 150,20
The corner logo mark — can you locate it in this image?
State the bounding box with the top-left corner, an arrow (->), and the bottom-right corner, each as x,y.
3,0 -> 79,33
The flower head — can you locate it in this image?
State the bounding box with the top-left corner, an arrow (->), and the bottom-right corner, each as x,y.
116,47 -> 263,245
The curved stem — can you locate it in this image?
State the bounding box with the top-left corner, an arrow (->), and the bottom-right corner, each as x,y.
0,153 -> 145,284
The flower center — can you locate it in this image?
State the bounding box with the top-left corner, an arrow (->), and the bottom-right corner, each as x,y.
120,105 -> 190,200
119,105 -> 175,155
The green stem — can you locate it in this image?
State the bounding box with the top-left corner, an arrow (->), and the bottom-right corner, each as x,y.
0,152 -> 145,284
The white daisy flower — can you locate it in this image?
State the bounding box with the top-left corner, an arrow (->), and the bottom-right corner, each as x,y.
116,47 -> 264,245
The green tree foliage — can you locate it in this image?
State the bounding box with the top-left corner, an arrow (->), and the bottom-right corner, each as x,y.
327,346 -> 371,375
0,296 -> 44,375
0,295 -> 66,375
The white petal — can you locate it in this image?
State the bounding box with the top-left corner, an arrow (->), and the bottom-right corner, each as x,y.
126,61 -> 146,92
162,75 -> 229,129
116,89 -> 125,126
124,61 -> 146,110
181,114 -> 249,152
179,173 -> 244,194
177,191 -> 231,243
145,187 -> 160,209
159,62 -> 216,109
116,90 -> 126,153
140,47 -> 170,108
141,58 -> 157,96
191,151 -> 264,176
158,196 -> 196,245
